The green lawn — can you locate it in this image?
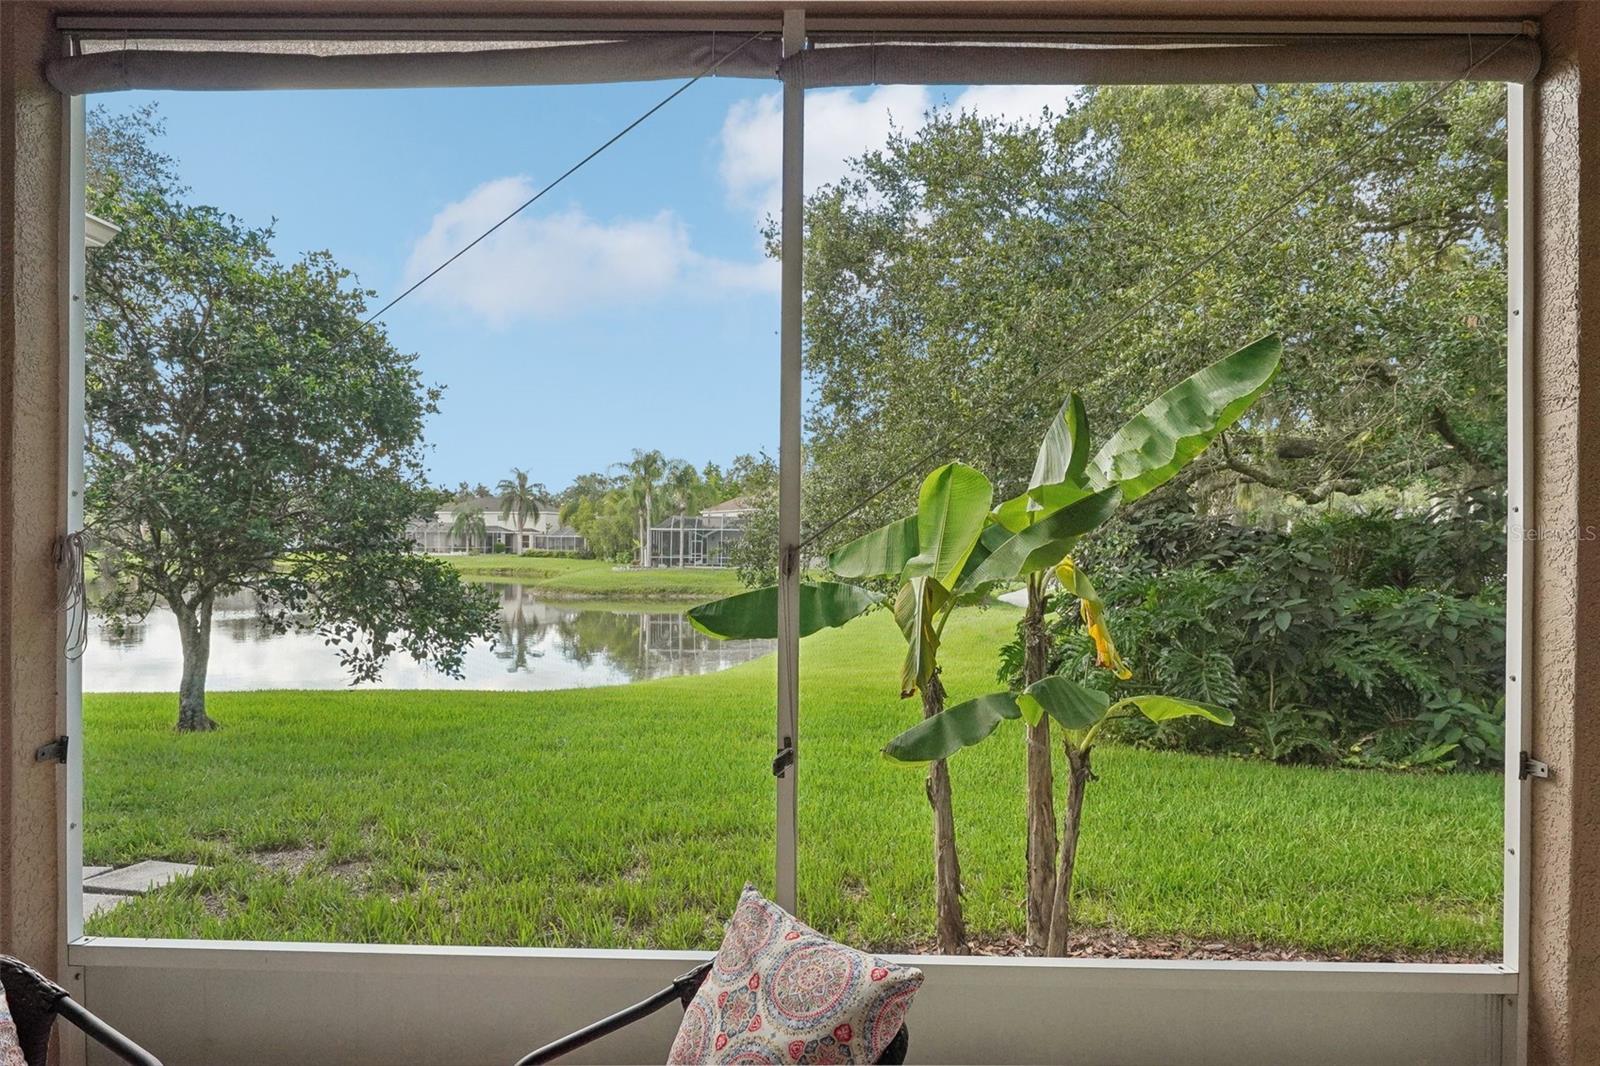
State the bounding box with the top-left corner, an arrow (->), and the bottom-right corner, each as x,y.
83,604 -> 1502,957
441,554 -> 745,599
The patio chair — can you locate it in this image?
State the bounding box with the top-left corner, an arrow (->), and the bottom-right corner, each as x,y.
0,955 -> 163,1066
513,960 -> 910,1065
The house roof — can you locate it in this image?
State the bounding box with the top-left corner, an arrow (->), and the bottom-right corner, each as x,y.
445,494 -> 558,515
703,495 -> 760,514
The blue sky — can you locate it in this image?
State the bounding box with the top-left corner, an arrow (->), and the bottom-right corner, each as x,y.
97,79 -> 1070,491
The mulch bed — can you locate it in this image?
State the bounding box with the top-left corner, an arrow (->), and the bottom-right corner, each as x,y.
902,928 -> 1495,965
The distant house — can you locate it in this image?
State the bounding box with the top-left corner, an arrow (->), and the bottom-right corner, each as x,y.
647,495 -> 760,568
408,495 -> 586,555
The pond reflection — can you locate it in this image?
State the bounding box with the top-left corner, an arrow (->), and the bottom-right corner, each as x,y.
85,579 -> 773,692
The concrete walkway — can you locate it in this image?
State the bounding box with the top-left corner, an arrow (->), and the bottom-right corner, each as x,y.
83,860 -> 200,919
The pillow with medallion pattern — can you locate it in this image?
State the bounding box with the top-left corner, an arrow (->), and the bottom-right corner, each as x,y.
667,885 -> 921,1065
0,981 -> 28,1066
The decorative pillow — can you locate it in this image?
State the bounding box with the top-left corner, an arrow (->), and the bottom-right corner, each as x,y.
668,885 -> 922,1065
0,982 -> 27,1066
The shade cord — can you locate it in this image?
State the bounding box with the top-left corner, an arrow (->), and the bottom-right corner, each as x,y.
56,530 -> 90,661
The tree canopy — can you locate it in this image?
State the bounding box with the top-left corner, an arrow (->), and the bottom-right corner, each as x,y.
796,82 -> 1508,548
85,106 -> 495,731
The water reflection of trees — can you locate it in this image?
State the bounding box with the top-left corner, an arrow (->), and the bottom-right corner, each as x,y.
89,584 -> 271,648
483,581 -> 773,681
90,577 -> 772,684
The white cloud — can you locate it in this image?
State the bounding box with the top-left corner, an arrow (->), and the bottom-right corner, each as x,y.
403,176 -> 774,326
718,84 -> 1079,227
720,85 -> 930,226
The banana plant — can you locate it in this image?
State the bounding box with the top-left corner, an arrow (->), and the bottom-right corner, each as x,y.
829,460 -> 1001,953
882,673 -> 1233,954
880,333 -> 1281,954
690,335 -> 1282,955
687,460 -> 1001,954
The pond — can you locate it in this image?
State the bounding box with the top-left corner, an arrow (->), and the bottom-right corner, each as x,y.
84,579 -> 774,692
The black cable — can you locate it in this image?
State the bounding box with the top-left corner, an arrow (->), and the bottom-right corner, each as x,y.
339,30 -> 771,348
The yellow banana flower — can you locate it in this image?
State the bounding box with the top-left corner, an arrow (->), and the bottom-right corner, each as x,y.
1056,557 -> 1132,680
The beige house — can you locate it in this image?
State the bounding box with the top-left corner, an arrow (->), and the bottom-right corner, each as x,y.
407,494 -> 585,554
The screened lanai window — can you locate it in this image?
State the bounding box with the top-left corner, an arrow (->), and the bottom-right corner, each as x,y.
57,20 -> 1534,976
72,64 -> 782,950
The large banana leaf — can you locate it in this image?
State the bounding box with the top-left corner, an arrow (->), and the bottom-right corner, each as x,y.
1017,674 -> 1111,731
827,514 -> 918,580
904,463 -> 994,586
1088,334 -> 1282,502
992,491 -> 1036,534
951,522 -> 1018,601
960,488 -> 1119,590
686,581 -> 881,640
1112,694 -> 1234,726
1028,392 -> 1090,495
882,692 -> 1021,763
894,575 -> 952,697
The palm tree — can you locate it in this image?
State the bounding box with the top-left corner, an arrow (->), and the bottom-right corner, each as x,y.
612,449 -> 667,567
450,505 -> 488,554
497,468 -> 542,553
662,460 -> 701,567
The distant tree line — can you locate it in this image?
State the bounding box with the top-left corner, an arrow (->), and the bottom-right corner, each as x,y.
528,449 -> 778,564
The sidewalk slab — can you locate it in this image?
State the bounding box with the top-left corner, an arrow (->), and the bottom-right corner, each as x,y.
83,892 -> 124,918
84,860 -> 198,896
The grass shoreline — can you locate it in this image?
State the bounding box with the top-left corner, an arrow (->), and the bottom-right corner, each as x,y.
441,554 -> 745,600
83,604 -> 1502,957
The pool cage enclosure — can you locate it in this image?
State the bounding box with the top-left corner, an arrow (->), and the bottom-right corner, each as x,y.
39,10 -> 1544,1065
647,512 -> 748,568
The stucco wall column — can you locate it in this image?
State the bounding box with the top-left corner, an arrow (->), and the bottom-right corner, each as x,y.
1528,4 -> 1600,1064
0,1 -> 68,983
0,0 -> 70,979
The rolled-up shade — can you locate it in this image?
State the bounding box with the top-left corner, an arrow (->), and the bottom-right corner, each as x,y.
798,35 -> 1542,88
47,35 -> 785,94
46,30 -> 1539,96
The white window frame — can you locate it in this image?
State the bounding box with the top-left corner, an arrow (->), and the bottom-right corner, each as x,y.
57,14 -> 1535,1065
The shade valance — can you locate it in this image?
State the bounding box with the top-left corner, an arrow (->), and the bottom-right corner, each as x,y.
46,30 -> 1539,95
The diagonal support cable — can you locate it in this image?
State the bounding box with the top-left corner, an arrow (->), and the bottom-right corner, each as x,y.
340,30 -> 771,347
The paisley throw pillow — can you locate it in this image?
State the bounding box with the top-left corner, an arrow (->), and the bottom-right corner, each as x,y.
668,885 -> 922,1065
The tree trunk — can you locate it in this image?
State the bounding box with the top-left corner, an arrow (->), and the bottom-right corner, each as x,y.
1044,745 -> 1093,956
921,670 -> 967,954
173,595 -> 218,732
1023,576 -> 1058,951
643,487 -> 654,567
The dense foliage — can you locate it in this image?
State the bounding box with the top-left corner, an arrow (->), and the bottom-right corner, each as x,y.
1002,501 -> 1506,770
786,81 -> 1511,776
796,82 -> 1506,551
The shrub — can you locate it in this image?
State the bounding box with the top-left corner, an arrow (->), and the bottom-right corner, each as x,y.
1003,504 -> 1506,771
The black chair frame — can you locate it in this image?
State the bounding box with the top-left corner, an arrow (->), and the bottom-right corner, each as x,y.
514,961 -> 909,1065
1,955 -> 163,1066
